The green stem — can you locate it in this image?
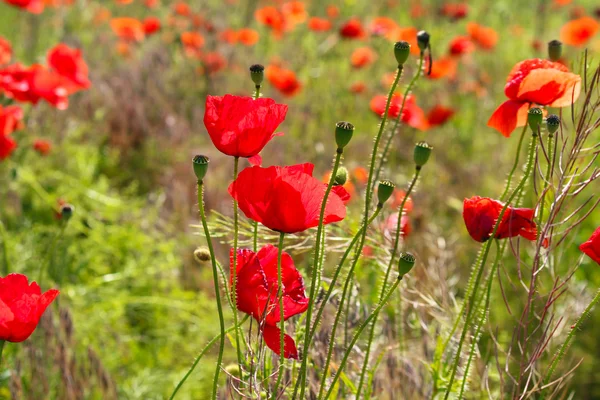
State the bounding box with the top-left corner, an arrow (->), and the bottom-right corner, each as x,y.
38,223 -> 66,286
443,133 -> 538,400
251,84 -> 261,254
356,168 -> 421,398
231,157 -> 243,370
373,54 -> 425,189
169,315 -> 249,400
322,277 -> 403,400
0,340 -> 5,365
296,150 -> 343,397
254,84 -> 261,100
500,122 -> 528,201
0,220 -> 9,276
271,231 -> 286,399
197,181 -> 226,400
538,132 -> 554,226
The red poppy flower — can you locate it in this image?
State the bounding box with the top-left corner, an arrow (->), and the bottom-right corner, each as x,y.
448,35 -> 475,56
200,52 -> 227,75
426,105 -> 455,127
369,94 -> 429,131
463,196 -> 537,242
142,16 -> 161,35
391,189 -> 414,212
0,105 -> 23,136
308,17 -> 331,32
180,31 -> 204,57
350,47 -> 377,68
255,6 -> 286,37
33,139 -> 52,155
0,134 -> 16,160
467,22 -> 498,50
426,56 -> 458,80
339,18 -> 366,39
560,17 -> 599,47
110,17 -> 145,42
368,17 -> 398,36
0,37 -> 11,66
281,1 -> 307,25
353,166 -> 368,185
440,3 -> 468,20
237,28 -> 259,46
488,59 -> 581,137
173,1 -> 190,16
0,64 -> 69,109
383,213 -> 412,239
230,245 -> 308,359
0,273 -> 59,342
204,94 -> 287,161
326,5 -> 339,18
47,44 -> 90,93
580,227 -> 600,264
229,163 -> 348,234
265,65 -> 301,97
3,0 -> 44,13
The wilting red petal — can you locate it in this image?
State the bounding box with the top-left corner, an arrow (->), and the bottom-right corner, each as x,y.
261,324 -> 299,359
487,100 -> 529,137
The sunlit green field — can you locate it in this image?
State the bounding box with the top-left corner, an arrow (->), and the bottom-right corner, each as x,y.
0,0 -> 599,399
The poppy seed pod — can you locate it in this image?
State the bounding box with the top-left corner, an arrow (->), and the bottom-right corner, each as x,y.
249,64 -> 265,85
394,41 -> 411,66
527,108 -> 544,133
334,167 -> 348,186
193,247 -> 210,263
193,155 -> 209,181
417,30 -> 430,52
60,204 -> 74,221
546,114 -> 560,135
335,121 -> 355,150
398,252 -> 416,277
377,180 -> 395,205
414,141 -> 433,168
547,40 -> 562,62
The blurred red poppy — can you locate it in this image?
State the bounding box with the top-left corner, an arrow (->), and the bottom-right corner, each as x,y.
463,196 -> 537,242
351,46 -> 377,68
369,94 -> 429,130
383,213 -> 412,239
173,1 -> 190,16
0,105 -> 23,137
0,273 -> 59,342
580,227 -> 600,264
266,65 -> 301,97
440,3 -> 468,20
47,44 -> 90,93
255,6 -> 286,37
349,81 -> 366,93
426,56 -> 458,80
448,35 -> 474,56
426,105 -> 455,127
229,163 -> 348,233
0,134 -> 16,160
308,17 -> 331,32
3,0 -> 44,13
391,189 -> 414,212
110,17 -> 145,42
340,18 -> 366,39
33,139 -> 52,155
389,27 -> 420,55
0,64 -> 69,109
142,17 -> 161,35
369,17 -> 398,36
467,22 -> 498,50
488,59 -> 581,137
0,37 -> 11,66
201,52 -> 227,75
326,5 -> 339,18
281,1 -> 307,25
204,94 -> 287,161
560,17 -> 599,47
180,31 -> 204,57
237,28 -> 259,46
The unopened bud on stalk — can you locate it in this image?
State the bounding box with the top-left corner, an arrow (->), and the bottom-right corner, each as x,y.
193,155 -> 210,181
546,114 -> 560,135
527,108 -> 544,134
414,141 -> 433,169
377,180 -> 395,205
335,121 -> 355,150
417,30 -> 430,52
398,252 -> 416,277
225,364 -> 241,378
249,64 -> 264,85
334,167 -> 348,186
193,247 -> 211,263
548,40 -> 562,62
394,41 -> 411,66
60,204 -> 74,221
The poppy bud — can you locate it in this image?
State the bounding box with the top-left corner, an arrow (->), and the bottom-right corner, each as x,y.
546,114 -> 560,135
335,121 -> 355,150
547,40 -> 562,62
60,204 -> 74,221
394,41 -> 411,66
193,247 -> 210,263
398,252 -> 416,277
193,155 -> 209,181
527,108 -> 543,134
249,64 -> 264,85
414,141 -> 433,169
225,364 -> 241,378
377,180 -> 395,205
334,167 -> 348,186
417,30 -> 430,52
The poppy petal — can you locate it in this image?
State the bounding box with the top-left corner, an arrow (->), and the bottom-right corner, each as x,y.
261,324 -> 299,359
487,100 -> 529,137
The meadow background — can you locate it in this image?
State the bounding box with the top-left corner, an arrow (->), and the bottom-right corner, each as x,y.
0,0 -> 599,399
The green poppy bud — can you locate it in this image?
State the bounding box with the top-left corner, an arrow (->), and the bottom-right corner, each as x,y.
377,180 -> 395,205
193,247 -> 210,263
548,40 -> 562,62
334,167 -> 348,186
398,252 -> 416,277
335,121 -> 355,150
417,30 -> 430,52
528,108 -> 544,134
249,64 -> 264,86
546,114 -> 560,135
394,41 -> 411,66
193,155 -> 210,181
414,141 -> 433,169
225,364 -> 241,378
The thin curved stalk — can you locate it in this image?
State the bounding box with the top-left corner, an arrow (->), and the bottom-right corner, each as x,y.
271,232 -> 286,399
231,157 -> 243,369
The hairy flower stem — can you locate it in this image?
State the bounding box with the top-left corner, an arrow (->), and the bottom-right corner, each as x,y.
195,181 -> 227,400
322,276 -> 403,400
373,54 -> 425,189
169,315 -> 249,400
271,231 -> 286,399
231,157 -> 244,371
500,122 -> 528,201
538,131 -> 554,225
296,150 -> 343,397
251,85 -> 262,253
542,288 -> 600,396
443,133 -> 538,400
356,167 -> 421,398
